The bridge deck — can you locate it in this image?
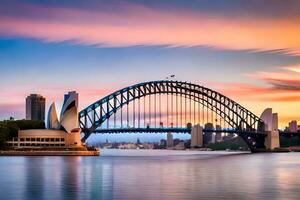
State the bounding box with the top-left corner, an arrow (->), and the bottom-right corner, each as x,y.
93,127 -> 264,135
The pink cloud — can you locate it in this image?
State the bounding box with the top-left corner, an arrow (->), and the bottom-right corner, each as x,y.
1,2 -> 300,54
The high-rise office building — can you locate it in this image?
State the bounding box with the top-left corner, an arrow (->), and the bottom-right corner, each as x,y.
26,94 -> 46,121
167,132 -> 174,147
203,123 -> 214,144
215,125 -> 222,142
191,124 -> 203,147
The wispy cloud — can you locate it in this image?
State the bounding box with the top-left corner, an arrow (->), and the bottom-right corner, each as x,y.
264,95 -> 300,102
248,65 -> 300,91
1,1 -> 300,54
283,65 -> 300,73
216,65 -> 300,102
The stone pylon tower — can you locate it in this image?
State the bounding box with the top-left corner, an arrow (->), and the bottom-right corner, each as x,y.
260,108 -> 280,150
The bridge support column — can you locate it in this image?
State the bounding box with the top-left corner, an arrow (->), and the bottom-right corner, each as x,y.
260,109 -> 280,150
191,124 -> 203,148
264,130 -> 280,150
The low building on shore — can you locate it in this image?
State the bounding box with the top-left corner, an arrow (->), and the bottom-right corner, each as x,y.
7,128 -> 81,149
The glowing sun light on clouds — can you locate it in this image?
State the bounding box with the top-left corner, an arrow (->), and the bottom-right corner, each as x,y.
283,65 -> 300,73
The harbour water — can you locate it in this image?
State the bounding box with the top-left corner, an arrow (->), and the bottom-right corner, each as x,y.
0,150 -> 299,200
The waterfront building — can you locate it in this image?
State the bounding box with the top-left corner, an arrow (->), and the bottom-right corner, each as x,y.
159,139 -> 167,148
173,138 -> 181,146
8,91 -> 82,149
211,133 -> 216,144
26,94 -> 46,121
142,143 -> 154,149
215,125 -> 222,142
118,143 -> 137,149
191,124 -> 203,147
174,142 -> 185,150
203,123 -> 214,144
288,120 -> 298,133
7,129 -> 81,148
167,132 -> 173,148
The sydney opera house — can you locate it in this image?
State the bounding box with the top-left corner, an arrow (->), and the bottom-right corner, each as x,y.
8,91 -> 83,149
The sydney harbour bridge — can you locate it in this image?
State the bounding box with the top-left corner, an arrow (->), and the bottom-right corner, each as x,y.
78,80 -> 287,152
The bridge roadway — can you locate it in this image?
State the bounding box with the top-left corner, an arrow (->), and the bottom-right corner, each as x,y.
92,127 -> 299,138
93,127 -> 264,135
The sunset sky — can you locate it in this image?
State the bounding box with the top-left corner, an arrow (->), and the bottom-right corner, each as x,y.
1,0 -> 300,128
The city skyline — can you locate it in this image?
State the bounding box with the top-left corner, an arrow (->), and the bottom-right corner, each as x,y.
1,0 -> 300,128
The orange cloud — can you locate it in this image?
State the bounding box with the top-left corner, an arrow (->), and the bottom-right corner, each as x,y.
1,2 -> 300,54
265,95 -> 300,102
212,80 -> 300,102
211,80 -> 300,128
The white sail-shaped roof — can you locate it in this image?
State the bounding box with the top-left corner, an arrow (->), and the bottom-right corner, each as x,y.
60,91 -> 79,133
47,103 -> 60,129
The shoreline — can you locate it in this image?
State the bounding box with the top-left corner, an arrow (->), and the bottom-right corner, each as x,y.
0,150 -> 100,156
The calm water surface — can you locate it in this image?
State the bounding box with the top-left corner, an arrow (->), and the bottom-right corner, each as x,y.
0,150 -> 299,200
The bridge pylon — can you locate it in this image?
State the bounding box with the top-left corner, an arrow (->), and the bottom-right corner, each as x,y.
260,109 -> 280,150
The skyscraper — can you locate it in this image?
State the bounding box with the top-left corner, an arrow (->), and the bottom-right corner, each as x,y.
191,124 -> 203,147
215,125 -> 222,142
167,132 -> 174,148
26,94 -> 46,121
203,123 -> 214,144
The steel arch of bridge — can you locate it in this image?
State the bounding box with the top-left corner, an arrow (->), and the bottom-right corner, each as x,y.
79,80 -> 265,146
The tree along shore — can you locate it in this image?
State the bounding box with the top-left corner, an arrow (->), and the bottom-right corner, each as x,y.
0,120 -> 45,149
